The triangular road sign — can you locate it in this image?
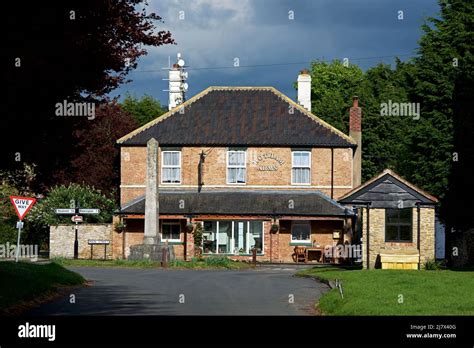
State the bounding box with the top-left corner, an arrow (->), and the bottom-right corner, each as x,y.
9,196 -> 37,221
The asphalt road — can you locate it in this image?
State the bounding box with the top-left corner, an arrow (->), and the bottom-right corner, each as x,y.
27,267 -> 328,316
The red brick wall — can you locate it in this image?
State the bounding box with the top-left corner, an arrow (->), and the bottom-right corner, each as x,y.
115,218 -> 344,263
120,146 -> 354,206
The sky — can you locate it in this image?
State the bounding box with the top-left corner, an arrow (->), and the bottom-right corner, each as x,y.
109,0 -> 440,107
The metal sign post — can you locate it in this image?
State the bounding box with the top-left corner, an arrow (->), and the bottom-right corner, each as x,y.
9,196 -> 37,263
15,221 -> 24,262
55,200 -> 100,259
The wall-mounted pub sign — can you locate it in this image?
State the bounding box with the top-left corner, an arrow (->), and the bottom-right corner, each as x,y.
250,152 -> 285,171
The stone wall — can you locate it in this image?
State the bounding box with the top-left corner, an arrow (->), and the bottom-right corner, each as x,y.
120,146 -> 353,205
419,207 -> 435,266
361,207 -> 436,269
50,224 -> 113,259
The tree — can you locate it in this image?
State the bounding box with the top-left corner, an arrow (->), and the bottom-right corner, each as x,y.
304,60 -> 412,182
121,94 -> 167,126
442,34 -> 474,231
305,60 -> 364,133
404,0 -> 473,202
0,182 -> 20,245
25,184 -> 116,247
3,1 -> 174,191
358,62 -> 414,181
54,101 -> 138,197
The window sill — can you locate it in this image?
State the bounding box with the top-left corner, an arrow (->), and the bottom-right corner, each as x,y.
289,242 -> 313,246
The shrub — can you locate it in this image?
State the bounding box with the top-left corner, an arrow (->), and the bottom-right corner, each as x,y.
424,259 -> 446,270
192,222 -> 203,257
204,256 -> 231,267
0,224 -> 18,245
27,183 -> 115,227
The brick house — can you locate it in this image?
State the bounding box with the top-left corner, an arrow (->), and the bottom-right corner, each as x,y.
112,66 -> 437,268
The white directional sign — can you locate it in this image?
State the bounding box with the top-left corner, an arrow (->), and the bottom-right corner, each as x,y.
55,208 -> 76,214
79,209 -> 100,214
10,196 -> 37,220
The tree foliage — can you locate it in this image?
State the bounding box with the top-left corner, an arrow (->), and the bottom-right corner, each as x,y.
54,102 -> 138,197
0,182 -> 20,244
306,60 -> 364,133
121,94 -> 167,126
306,61 -> 412,182
303,0 -> 473,228
27,183 -> 115,227
3,1 -> 174,191
25,184 -> 116,246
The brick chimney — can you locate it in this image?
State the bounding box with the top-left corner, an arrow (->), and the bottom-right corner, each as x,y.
297,69 -> 312,112
349,96 -> 362,188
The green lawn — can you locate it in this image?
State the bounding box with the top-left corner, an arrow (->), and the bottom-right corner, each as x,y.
297,267 -> 474,315
53,256 -> 252,270
0,261 -> 85,312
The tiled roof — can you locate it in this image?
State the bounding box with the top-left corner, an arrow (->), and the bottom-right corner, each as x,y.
120,190 -> 353,216
117,87 -> 356,147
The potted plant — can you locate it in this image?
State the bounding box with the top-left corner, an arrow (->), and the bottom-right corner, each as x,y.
114,221 -> 126,233
270,223 -> 279,233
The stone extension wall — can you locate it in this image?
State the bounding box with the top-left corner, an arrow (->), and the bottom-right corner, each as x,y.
361,207 -> 435,269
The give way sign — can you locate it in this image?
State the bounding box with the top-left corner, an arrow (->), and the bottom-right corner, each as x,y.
9,196 -> 37,221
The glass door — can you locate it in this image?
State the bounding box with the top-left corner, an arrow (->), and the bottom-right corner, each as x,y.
234,221 -> 248,254
218,221 -> 232,254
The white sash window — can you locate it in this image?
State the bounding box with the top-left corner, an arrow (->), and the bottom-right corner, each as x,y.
227,150 -> 246,184
162,151 -> 181,184
292,151 -> 311,185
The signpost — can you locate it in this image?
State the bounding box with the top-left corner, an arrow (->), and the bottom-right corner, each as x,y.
88,239 -> 110,260
71,215 -> 83,223
55,208 -> 75,214
54,201 -> 100,259
79,209 -> 100,214
9,196 -> 37,262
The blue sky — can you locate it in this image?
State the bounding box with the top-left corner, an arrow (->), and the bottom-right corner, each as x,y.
109,0 -> 440,107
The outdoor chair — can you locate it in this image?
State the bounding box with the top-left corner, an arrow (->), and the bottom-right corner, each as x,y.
294,246 -> 307,263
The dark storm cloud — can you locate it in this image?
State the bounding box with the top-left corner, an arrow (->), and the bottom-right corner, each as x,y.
110,0 -> 439,106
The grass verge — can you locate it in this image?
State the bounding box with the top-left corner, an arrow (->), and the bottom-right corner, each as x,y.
297,267 -> 474,315
0,261 -> 85,313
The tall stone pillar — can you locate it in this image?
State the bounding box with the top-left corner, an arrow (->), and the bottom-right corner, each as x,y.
128,138 -> 174,261
144,138 -> 160,245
